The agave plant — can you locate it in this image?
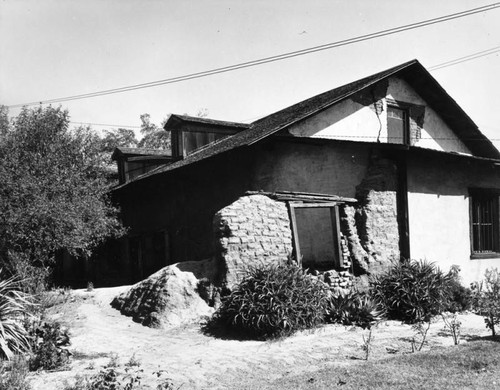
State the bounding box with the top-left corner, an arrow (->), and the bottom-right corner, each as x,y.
326,290 -> 385,329
0,273 -> 33,360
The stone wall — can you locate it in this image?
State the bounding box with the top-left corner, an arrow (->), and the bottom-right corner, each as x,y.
311,235 -> 354,291
213,194 -> 293,289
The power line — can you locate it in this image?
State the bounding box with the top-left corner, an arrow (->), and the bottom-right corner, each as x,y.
7,2 -> 500,108
70,121 -> 141,129
70,46 -> 500,131
429,46 -> 500,71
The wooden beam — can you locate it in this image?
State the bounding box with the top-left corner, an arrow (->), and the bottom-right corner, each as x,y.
330,206 -> 343,268
287,203 -> 302,265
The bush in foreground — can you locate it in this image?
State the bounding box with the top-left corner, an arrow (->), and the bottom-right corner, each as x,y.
371,259 -> 451,324
472,268 -> 500,336
206,263 -> 330,339
0,273 -> 32,360
326,290 -> 384,329
0,357 -> 31,390
28,320 -> 71,371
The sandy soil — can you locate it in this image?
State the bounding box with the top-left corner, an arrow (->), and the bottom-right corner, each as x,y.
28,287 -> 491,390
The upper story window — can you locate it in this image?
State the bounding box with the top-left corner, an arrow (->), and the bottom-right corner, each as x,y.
182,131 -> 228,156
387,105 -> 409,145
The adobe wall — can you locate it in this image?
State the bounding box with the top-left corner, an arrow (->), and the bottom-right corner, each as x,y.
407,152 -> 500,285
213,194 -> 293,289
251,140 -> 371,199
341,153 -> 400,276
251,141 -> 401,277
213,193 -> 356,291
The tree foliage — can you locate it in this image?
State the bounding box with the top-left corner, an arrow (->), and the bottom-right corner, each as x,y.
0,106 -> 125,269
100,128 -> 138,152
137,113 -> 170,150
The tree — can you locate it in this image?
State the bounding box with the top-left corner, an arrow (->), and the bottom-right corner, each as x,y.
0,105 -> 9,136
137,113 -> 171,150
100,127 -> 138,152
0,106 -> 125,281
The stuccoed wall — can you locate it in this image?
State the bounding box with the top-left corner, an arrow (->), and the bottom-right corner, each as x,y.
407,151 -> 500,285
213,194 -> 293,289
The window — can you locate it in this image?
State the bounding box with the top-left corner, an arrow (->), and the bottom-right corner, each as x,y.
171,128 -> 236,158
182,131 -> 228,156
387,105 -> 409,144
470,189 -> 500,258
288,202 -> 346,270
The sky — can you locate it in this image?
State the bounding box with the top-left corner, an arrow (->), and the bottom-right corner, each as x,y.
1,0 -> 500,148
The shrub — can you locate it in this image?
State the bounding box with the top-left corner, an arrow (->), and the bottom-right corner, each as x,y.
63,365 -> 144,390
0,356 -> 31,390
3,252 -> 51,297
0,273 -> 32,360
207,263 -> 330,339
472,268 -> 500,336
445,277 -> 472,313
371,260 -> 451,324
28,320 -> 71,371
325,290 -> 384,329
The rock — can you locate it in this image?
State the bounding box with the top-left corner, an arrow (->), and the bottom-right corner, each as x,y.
111,258 -> 219,328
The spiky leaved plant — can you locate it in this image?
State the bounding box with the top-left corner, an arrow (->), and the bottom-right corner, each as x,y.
0,273 -> 33,360
208,263 -> 330,340
371,259 -> 451,324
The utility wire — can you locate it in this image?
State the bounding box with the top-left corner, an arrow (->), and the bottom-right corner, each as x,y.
69,46 -> 500,132
70,121 -> 141,129
429,45 -> 500,71
7,2 -> 500,108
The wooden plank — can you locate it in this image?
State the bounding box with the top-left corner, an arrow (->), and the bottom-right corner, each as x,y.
330,206 -> 343,268
290,202 -> 340,208
287,203 -> 302,265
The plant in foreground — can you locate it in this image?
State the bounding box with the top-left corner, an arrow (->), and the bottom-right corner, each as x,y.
0,356 -> 31,390
371,259 -> 451,324
410,321 -> 431,352
472,268 -> 500,336
442,313 -> 461,345
0,273 -> 33,360
28,320 -> 71,371
206,263 -> 329,339
361,327 -> 375,360
325,290 -> 384,329
444,265 -> 472,313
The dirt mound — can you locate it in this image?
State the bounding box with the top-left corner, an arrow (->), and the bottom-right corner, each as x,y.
111,258 -> 220,328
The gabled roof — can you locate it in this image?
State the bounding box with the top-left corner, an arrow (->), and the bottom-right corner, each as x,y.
115,59 -> 500,189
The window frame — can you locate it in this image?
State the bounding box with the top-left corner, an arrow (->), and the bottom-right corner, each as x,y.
172,127 -> 238,158
386,99 -> 410,145
287,201 -> 345,269
469,188 -> 500,259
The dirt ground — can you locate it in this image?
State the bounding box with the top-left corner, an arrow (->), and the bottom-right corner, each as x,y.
28,287 -> 491,390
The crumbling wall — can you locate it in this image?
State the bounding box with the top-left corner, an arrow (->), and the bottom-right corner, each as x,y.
341,153 -> 400,276
213,194 -> 293,289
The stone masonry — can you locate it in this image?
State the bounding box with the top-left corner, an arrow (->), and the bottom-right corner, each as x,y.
213,194 -> 293,289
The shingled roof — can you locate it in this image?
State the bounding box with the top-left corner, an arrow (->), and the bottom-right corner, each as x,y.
111,147 -> 171,160
114,59 -> 500,189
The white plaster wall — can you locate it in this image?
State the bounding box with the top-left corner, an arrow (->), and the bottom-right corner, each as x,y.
387,78 -> 471,154
408,192 -> 470,274
408,156 -> 500,285
288,98 -> 382,142
408,191 -> 500,285
288,77 -> 471,155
